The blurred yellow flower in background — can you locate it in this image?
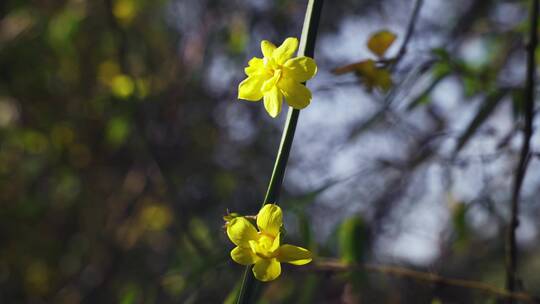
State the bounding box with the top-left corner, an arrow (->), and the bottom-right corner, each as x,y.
226,204 -> 312,282
238,37 -> 317,117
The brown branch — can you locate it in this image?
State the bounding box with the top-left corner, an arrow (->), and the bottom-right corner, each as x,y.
505,0 -> 539,301
309,259 -> 540,303
393,0 -> 423,64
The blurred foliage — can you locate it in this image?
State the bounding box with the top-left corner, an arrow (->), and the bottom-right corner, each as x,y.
332,30 -> 396,92
338,217 -> 367,265
1,0 -> 540,303
366,30 -> 396,58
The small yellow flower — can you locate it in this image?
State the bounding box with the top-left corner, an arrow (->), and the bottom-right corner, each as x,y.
238,37 -> 318,117
226,204 -> 312,281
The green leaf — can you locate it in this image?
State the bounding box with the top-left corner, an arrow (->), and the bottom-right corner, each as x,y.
431,48 -> 450,61
432,61 -> 452,78
297,212 -> 313,247
338,216 -> 367,264
463,75 -> 481,97
451,202 -> 469,248
338,216 -> 369,292
119,284 -> 139,304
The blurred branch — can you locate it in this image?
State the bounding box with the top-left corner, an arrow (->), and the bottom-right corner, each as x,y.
370,0 -> 424,69
505,0 -> 539,299
311,259 -> 540,303
453,89 -> 509,154
448,0 -> 493,43
347,58 -> 435,141
389,0 -> 423,67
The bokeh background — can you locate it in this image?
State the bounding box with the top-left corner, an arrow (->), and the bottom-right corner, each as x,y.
1,0 -> 540,303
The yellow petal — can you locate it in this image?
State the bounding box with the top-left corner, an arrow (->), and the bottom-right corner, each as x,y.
273,37 -> 298,64
278,77 -> 311,109
261,40 -> 276,58
276,244 -> 312,265
270,232 -> 281,252
231,246 -> 257,265
249,239 -> 261,254
252,258 -> 281,282
263,86 -> 282,118
238,75 -> 265,101
245,57 -> 265,76
283,56 -> 317,82
256,204 -> 282,236
227,217 -> 259,247
261,70 -> 281,93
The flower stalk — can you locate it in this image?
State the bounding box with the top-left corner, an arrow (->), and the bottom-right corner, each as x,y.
234,0 -> 324,303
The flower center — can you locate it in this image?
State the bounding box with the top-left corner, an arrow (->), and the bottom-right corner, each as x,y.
251,234 -> 277,259
264,58 -> 282,77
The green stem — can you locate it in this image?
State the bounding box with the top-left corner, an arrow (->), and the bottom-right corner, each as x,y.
263,108 -> 300,204
235,0 -> 324,303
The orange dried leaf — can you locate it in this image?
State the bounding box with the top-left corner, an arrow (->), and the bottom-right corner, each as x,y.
331,62 -> 365,75
332,59 -> 392,92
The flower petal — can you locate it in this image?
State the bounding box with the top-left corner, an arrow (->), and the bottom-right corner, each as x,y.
283,56 -> 317,82
245,57 -> 265,76
238,75 -> 265,101
278,77 -> 311,109
273,37 -> 298,64
276,244 -> 312,265
252,258 -> 281,282
270,232 -> 281,252
227,217 -> 259,247
231,246 -> 257,265
261,40 -> 276,58
261,70 -> 281,93
263,86 -> 282,118
256,204 -> 282,236
249,239 -> 260,254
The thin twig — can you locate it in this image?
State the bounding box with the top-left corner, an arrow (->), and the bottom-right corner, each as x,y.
334,0 -> 424,71
505,0 -> 538,300
393,0 -> 424,65
310,259 -> 540,303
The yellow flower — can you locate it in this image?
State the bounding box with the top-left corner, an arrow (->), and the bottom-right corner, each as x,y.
226,204 -> 312,281
238,37 -> 318,118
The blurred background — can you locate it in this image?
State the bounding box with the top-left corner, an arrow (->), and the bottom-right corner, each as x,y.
1,0 -> 540,303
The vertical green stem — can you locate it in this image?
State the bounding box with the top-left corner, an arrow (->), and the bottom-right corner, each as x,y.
263,0 -> 323,206
235,0 -> 324,303
263,108 -> 300,204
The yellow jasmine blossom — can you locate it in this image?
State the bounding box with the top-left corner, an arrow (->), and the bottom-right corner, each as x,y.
226,204 -> 312,281
238,37 -> 318,117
